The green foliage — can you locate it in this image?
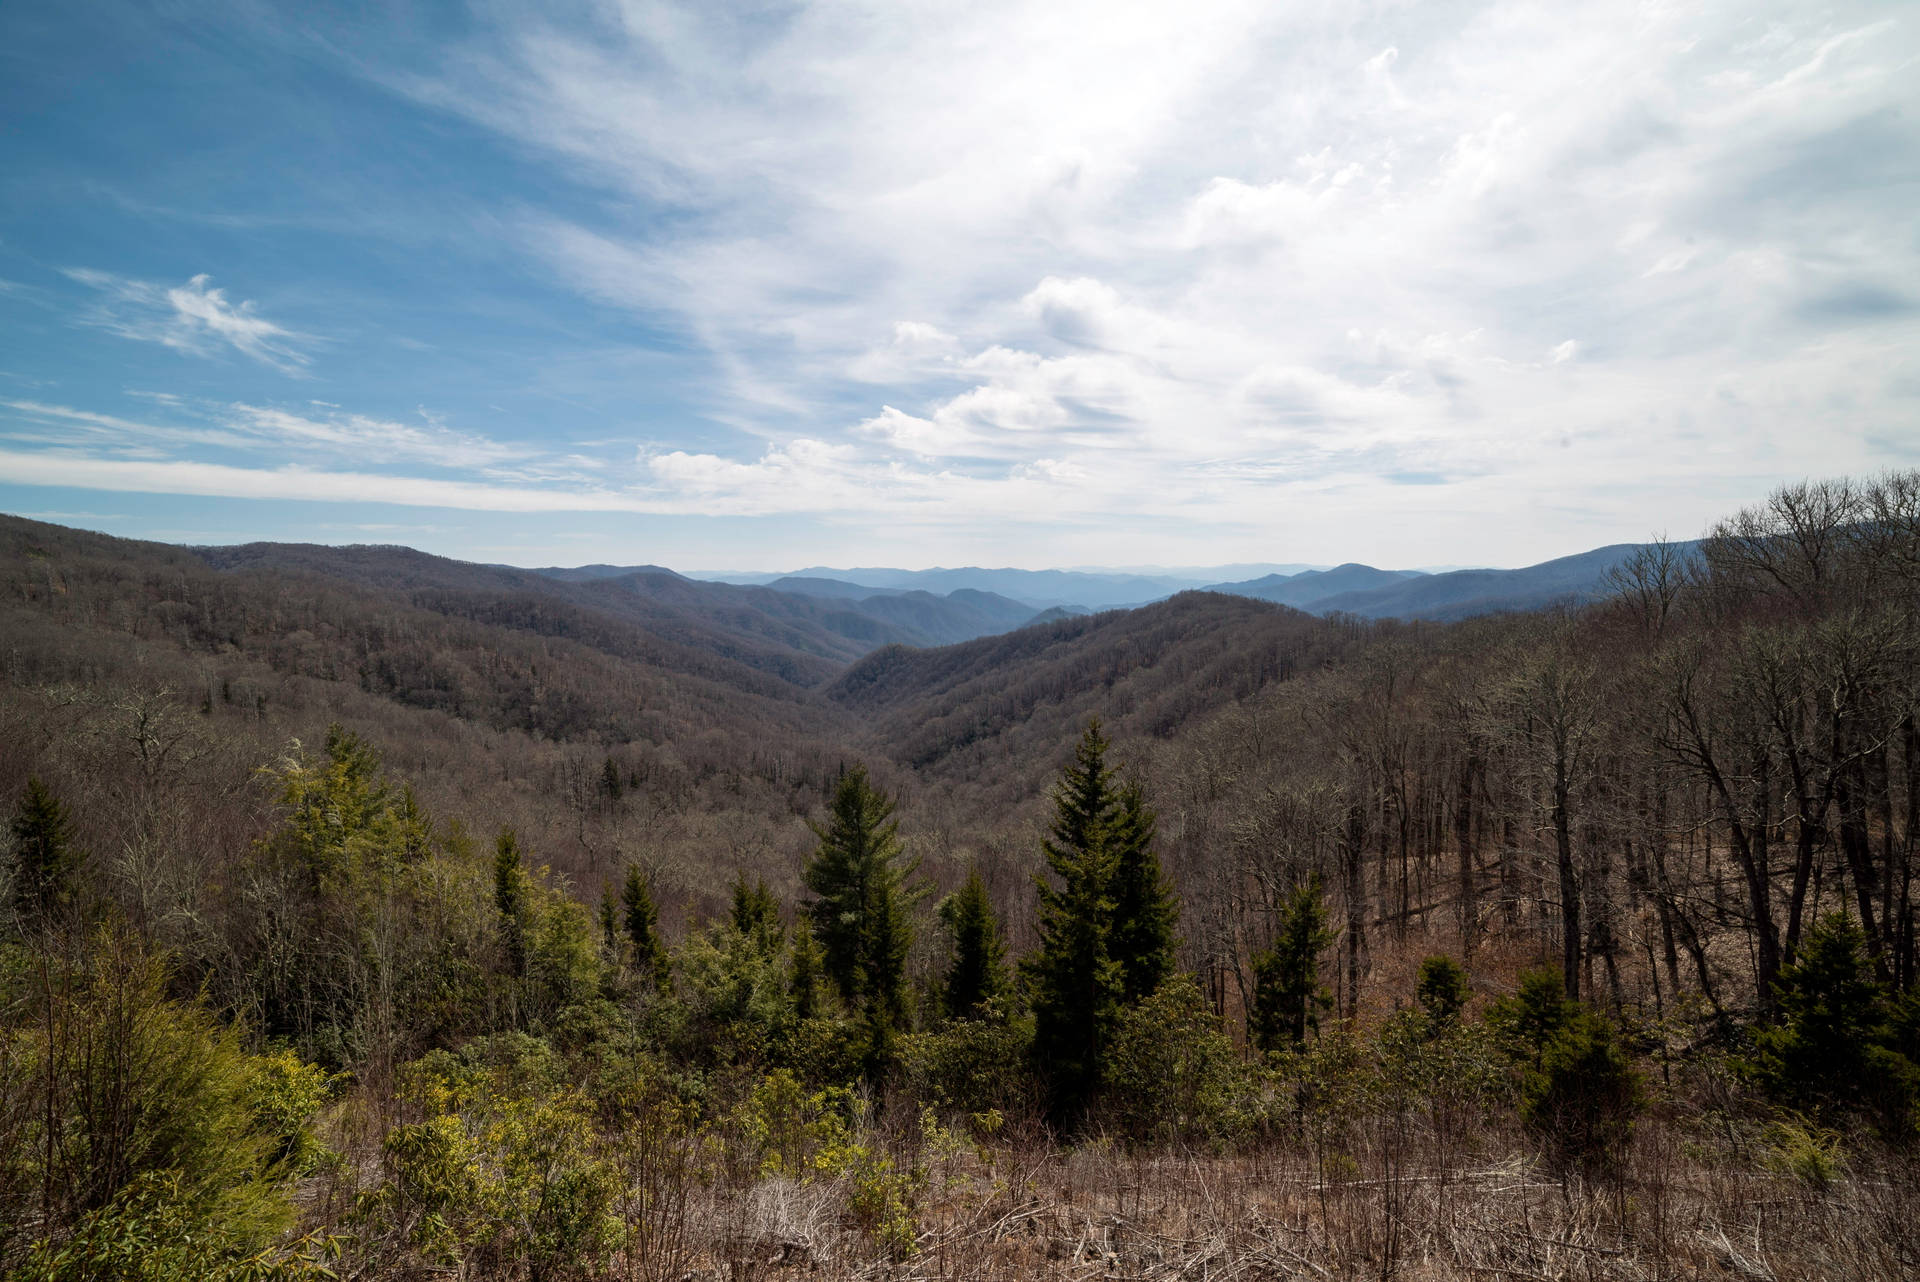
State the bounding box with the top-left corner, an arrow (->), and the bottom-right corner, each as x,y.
1762,1116 -> 1844,1191
17,1172 -> 339,1282
728,872 -> 785,953
1108,780 -> 1179,1004
2,933 -> 327,1276
357,1049 -> 620,1280
1518,1009 -> 1641,1177
523,881 -> 602,1026
898,1001 -> 1035,1116
1269,1020 -> 1373,1155
1752,913 -> 1919,1133
477,830 -> 603,1031
493,828 -> 527,980
620,863 -> 668,990
1249,879 -> 1333,1053
788,917 -> 826,1020
667,921 -> 800,1069
247,730 -> 503,1063
1485,967 -> 1639,1175
1102,973 -> 1246,1143
729,1069 -> 858,1178
1373,1007 -> 1512,1143
844,1147 -> 919,1260
597,884 -> 619,954
1024,720 -> 1125,1126
725,1072 -> 919,1256
264,725 -> 423,892
937,867 -> 1009,1019
1488,966 -> 1578,1060
9,776 -> 78,920
1415,955 -> 1472,1030
803,764 -> 918,1077
245,1049 -> 340,1175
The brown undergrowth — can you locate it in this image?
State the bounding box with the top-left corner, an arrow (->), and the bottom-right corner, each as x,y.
309,1094 -> 1917,1282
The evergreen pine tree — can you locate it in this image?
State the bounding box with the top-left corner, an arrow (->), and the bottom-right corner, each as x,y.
598,884 -> 620,954
493,828 -> 527,980
939,866 -> 1009,1018
10,776 -> 77,916
729,872 -> 785,952
1416,955 -> 1472,1030
1109,779 -> 1179,1004
1024,721 -> 1125,1126
1249,879 -> 1334,1052
621,862 -> 668,990
1753,913 -> 1916,1123
789,917 -> 825,1020
803,764 -> 918,1074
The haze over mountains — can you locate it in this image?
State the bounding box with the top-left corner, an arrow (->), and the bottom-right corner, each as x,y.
630,541 -> 1677,624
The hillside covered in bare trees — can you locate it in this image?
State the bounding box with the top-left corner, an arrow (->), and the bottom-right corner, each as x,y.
3,474 -> 1918,1280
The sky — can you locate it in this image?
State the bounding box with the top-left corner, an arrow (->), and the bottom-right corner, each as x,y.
1,1 -> 1916,572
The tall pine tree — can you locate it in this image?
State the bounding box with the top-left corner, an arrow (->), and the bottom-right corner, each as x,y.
1024,721 -> 1125,1126
1250,879 -> 1334,1052
10,777 -> 77,917
803,764 -> 918,1074
493,828 -> 527,980
789,917 -> 826,1020
621,862 -> 668,990
939,866 -> 1010,1019
1109,779 -> 1179,1004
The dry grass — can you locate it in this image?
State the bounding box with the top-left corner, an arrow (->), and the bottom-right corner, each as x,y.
647,1120 -> 1918,1282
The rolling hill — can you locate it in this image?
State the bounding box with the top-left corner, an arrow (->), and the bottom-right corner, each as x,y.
1208,563 -> 1425,609
1306,543 -> 1693,620
1206,544 -> 1697,620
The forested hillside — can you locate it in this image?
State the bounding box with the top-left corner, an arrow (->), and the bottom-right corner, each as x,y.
3,475 -> 1919,1280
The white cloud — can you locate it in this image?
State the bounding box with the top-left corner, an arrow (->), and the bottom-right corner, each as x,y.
65,270 -> 311,372
0,449 -> 633,513
13,0 -> 1920,567
2,397 -> 530,469
226,404 -> 528,468
380,2 -> 1916,526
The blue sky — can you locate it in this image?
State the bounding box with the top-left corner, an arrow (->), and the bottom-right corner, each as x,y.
2,1 -> 1916,570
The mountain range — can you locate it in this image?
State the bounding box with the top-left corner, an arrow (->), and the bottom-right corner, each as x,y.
667,541 -> 1679,622
7,514 -> 1682,696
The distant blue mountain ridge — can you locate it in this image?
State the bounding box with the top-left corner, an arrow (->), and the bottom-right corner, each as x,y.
667,540 -> 1696,621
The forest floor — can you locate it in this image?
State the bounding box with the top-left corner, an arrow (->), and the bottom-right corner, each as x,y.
576,1129 -> 1916,1282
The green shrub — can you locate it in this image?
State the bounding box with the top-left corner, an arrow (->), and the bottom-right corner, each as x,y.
1751,913 -> 1919,1135
244,1048 -> 340,1175
1519,1010 -> 1641,1177
1101,973 -> 1247,1143
1762,1116 -> 1843,1191
357,1050 -> 620,1280
1415,955 -> 1472,1030
1488,966 -> 1577,1059
3,932 -> 326,1277
897,1001 -> 1035,1117
19,1172 -> 338,1282
1374,1006 -> 1511,1132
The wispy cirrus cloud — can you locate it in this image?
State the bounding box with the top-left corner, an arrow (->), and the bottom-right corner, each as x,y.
64,270 -> 312,373
355,0 -> 1920,561
2,398 -> 531,469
